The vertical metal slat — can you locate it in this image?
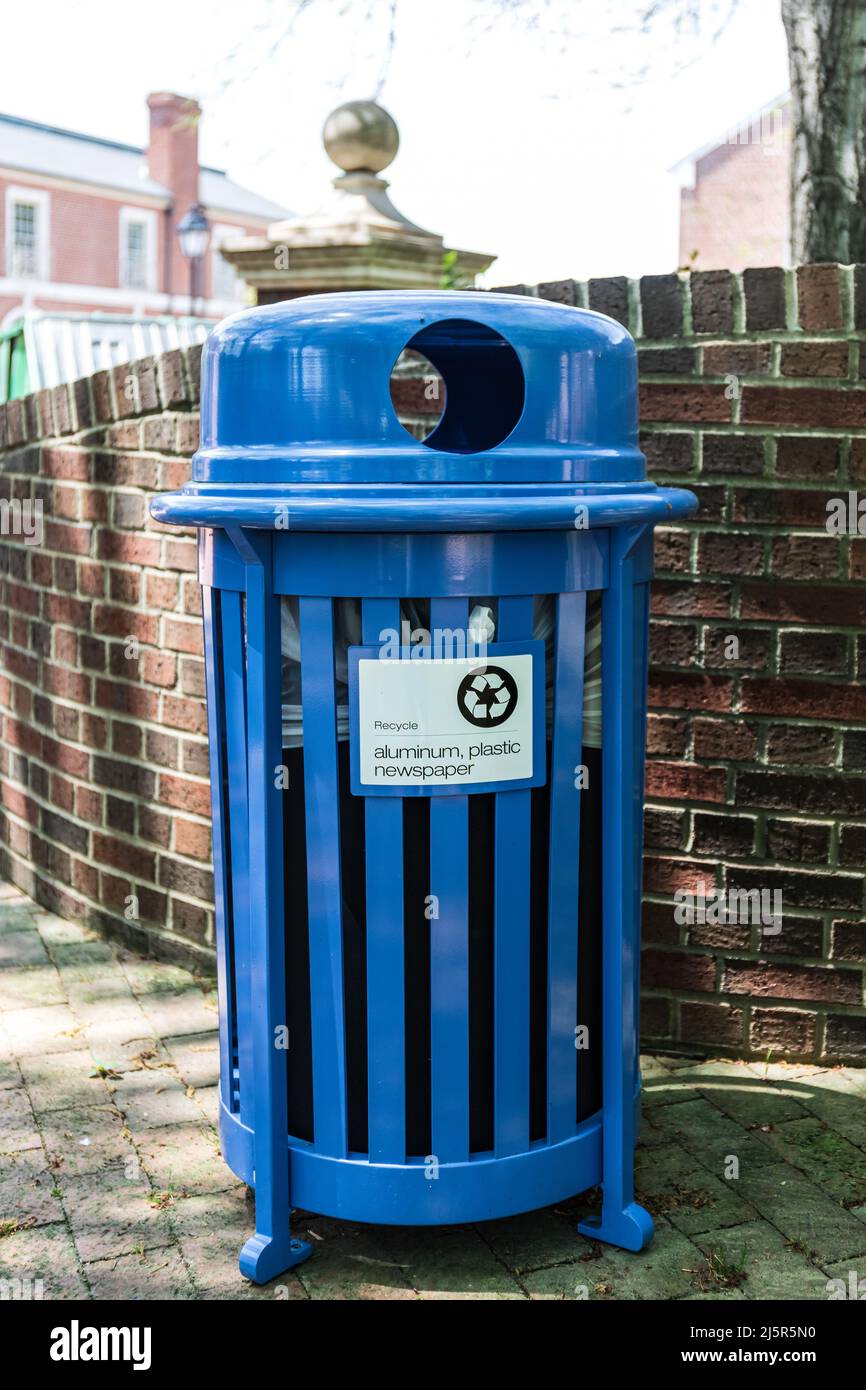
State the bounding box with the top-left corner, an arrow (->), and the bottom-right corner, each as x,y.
493,595 -> 534,1157
429,596 -> 470,1164
546,589 -> 586,1145
299,596 -> 349,1157
220,588 -> 252,1124
362,598 -> 406,1163
201,587 -> 235,1118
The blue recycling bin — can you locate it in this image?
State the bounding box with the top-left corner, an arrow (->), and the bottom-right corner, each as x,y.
151,291 -> 697,1284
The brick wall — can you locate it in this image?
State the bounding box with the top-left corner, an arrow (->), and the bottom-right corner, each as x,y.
0,262 -> 864,1059
0,348 -> 212,967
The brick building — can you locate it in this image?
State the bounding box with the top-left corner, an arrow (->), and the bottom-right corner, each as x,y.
0,92 -> 289,329
675,96 -> 791,272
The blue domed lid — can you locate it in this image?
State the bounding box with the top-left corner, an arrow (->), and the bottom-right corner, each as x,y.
194,290 -> 644,485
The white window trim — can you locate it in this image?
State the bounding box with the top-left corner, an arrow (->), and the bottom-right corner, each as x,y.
211,223 -> 245,303
118,206 -> 158,293
5,185 -> 50,280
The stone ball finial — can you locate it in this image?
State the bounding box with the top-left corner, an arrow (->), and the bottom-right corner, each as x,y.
323,99 -> 399,174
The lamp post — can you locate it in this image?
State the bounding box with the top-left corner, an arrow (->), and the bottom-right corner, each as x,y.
176,202 -> 211,316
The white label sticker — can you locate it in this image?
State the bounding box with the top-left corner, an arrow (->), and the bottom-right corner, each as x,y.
356,653 -> 535,790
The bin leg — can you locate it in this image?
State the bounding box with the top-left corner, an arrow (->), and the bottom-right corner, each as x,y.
577,527 -> 653,1254
232,528 -> 312,1284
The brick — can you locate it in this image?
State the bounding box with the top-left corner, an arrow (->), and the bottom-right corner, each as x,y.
689,270 -> 734,335
775,435 -> 840,480
740,582 -> 866,626
780,340 -> 849,378
644,761 -> 726,804
644,806 -> 686,850
146,573 -> 180,610
647,670 -> 733,713
779,630 -> 848,675
680,1001 -> 744,1046
181,739 -> 209,778
158,774 -> 210,817
640,430 -> 696,477
698,531 -> 764,575
750,1008 -> 817,1056
649,620 -> 697,667
839,823 -> 866,866
823,1014 -> 866,1059
170,897 -> 210,942
639,994 -> 672,1037
156,350 -> 190,409
743,386 -> 866,429
796,262 -> 842,331
692,812 -> 755,857
176,417 -> 200,454
640,382 -> 729,423
644,856 -> 716,897
108,569 -> 141,605
642,949 -> 716,992
96,532 -> 161,566
743,266 -> 786,330
725,960 -> 860,1005
174,819 -> 211,860
766,817 -> 831,863
830,920 -> 866,963
638,347 -> 696,374
703,342 -> 771,376
587,276 -> 628,326
703,626 -> 770,670
651,581 -> 730,618
91,370 -> 115,423
105,795 -> 135,833
157,855 -> 213,900
842,729 -> 866,769
741,677 -> 866,722
163,618 -> 203,656
727,862 -> 861,913
693,717 -> 757,761
70,377 -> 94,431
765,724 -> 835,766
112,493 -> 147,528
536,278 -> 578,305
92,833 -> 156,881
640,273 -> 683,338
759,913 -> 824,959
736,769 -> 866,817
654,527 -> 691,572
93,452 -> 159,488
701,433 -> 764,476
646,713 -> 689,757
141,650 -> 177,688
770,535 -> 840,580
855,264 -> 866,331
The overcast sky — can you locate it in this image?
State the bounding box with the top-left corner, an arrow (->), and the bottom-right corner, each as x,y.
5,0 -> 789,285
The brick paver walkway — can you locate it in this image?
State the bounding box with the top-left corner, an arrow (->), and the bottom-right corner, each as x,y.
1,883 -> 865,1300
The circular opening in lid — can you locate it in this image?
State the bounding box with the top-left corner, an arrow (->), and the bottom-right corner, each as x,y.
389,317 -> 525,454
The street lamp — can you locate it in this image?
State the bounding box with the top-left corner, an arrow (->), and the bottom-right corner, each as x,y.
176,202 -> 211,316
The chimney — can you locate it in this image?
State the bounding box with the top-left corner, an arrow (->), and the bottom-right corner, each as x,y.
147,92 -> 202,299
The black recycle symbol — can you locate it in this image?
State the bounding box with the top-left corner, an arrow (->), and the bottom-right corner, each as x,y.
456,665 -> 518,728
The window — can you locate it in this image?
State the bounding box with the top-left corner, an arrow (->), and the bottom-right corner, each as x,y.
212,224 -> 245,303
119,208 -> 156,292
5,187 -> 49,279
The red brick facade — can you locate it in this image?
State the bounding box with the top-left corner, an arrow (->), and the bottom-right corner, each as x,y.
0,93 -> 282,328
0,263 -> 864,1062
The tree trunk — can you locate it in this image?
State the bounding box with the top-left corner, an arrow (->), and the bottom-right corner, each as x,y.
782,0 -> 866,263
